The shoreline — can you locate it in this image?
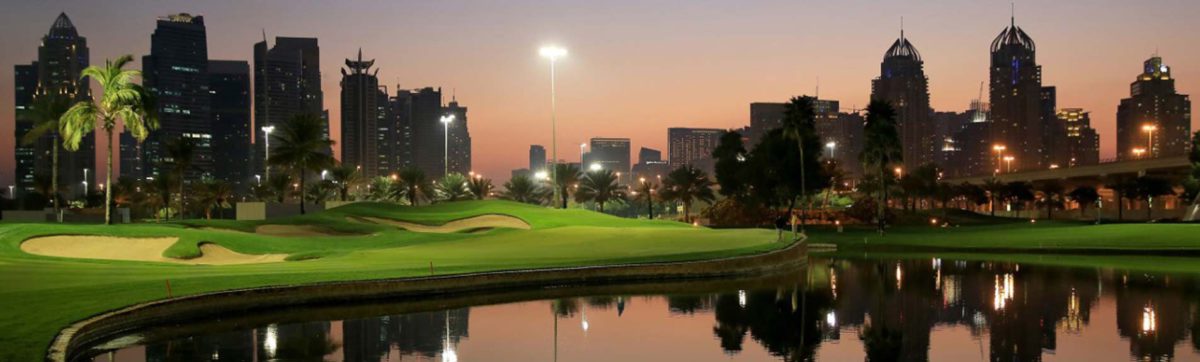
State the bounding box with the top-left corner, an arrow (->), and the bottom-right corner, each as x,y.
50,239 -> 807,362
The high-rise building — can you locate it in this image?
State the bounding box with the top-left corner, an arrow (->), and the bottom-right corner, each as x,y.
12,64 -> 38,195
944,101 -> 993,178
339,50 -> 381,178
748,102 -> 787,146
408,87 -> 447,178
208,60 -> 252,193
588,138 -> 631,182
529,145 -> 547,173
254,37 -> 324,179
14,13 -> 94,197
638,147 -> 662,163
668,128 -> 723,175
134,13 -> 211,181
1056,108 -> 1100,167
988,16 -> 1045,171
830,112 -> 866,178
444,98 -> 472,175
1117,56 -> 1191,160
872,28 -> 935,170
632,147 -> 670,183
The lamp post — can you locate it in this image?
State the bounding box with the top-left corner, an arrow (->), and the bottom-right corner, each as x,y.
321,170 -> 328,181
826,141 -> 837,160
441,115 -> 455,177
579,143 -> 587,164
992,144 -> 1007,175
1142,124 -> 1158,158
82,168 -> 89,198
255,174 -> 262,186
261,125 -> 276,182
1132,148 -> 1147,159
1003,156 -> 1015,173
540,45 -> 567,208
7,185 -> 14,200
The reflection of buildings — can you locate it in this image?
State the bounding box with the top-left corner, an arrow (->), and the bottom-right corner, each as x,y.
342,308 -> 469,360
1115,273 -> 1188,361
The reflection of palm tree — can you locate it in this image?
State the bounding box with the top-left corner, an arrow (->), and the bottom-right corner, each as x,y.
18,94 -> 70,217
59,55 -> 158,224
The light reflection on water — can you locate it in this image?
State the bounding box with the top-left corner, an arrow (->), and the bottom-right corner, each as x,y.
87,257 -> 1200,361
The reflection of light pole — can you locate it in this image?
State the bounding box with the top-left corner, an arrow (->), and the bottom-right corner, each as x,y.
1142,124 -> 1158,158
441,115 -> 455,177
540,45 -> 567,208
443,310 -> 457,362
581,307 -> 589,333
261,125 -> 276,182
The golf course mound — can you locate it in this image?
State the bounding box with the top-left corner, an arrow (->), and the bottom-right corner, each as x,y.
352,214 -> 531,233
20,236 -> 287,265
254,224 -> 344,237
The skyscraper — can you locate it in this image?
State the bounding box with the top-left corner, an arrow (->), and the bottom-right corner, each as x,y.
339,50 -> 381,178
408,87 -> 446,178
208,60 -> 252,192
871,28 -> 934,170
668,128 -> 723,175
748,102 -> 787,147
14,13 -> 94,197
632,147 -> 670,183
1056,108 -> 1100,167
588,138 -> 631,182
529,145 -> 547,172
135,13 -> 211,181
1117,56 -> 1191,160
254,37 -> 324,179
444,98 -> 472,175
988,16 -> 1044,171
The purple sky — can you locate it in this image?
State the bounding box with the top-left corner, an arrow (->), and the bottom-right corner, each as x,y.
2,0 -> 1198,185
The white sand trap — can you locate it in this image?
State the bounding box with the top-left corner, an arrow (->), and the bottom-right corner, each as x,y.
356,214 -> 531,233
20,235 -> 287,265
255,224 -> 339,237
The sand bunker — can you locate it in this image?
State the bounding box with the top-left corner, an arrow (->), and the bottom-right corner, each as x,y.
20,236 -> 288,265
355,214 -> 531,233
254,224 -> 339,237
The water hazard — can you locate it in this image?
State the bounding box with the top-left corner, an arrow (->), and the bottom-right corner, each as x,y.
85,256 -> 1200,361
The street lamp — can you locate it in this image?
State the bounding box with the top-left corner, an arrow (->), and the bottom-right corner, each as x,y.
1003,156 -> 1015,173
1142,124 -> 1158,158
261,125 -> 276,182
540,45 -> 567,208
321,169 -> 328,181
7,185 -> 14,200
894,167 -> 903,179
589,163 -> 602,172
992,144 -> 1007,175
826,141 -> 837,160
579,143 -> 587,163
1132,147 -> 1147,159
255,174 -> 262,186
440,114 -> 455,176
82,168 -> 89,197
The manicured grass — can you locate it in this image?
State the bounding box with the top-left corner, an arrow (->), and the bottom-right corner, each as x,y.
0,200 -> 782,361
813,221 -> 1200,252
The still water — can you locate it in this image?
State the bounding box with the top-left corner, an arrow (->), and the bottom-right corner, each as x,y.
87,257 -> 1200,361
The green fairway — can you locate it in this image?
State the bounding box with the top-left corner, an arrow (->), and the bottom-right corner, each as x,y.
812,221 -> 1200,252
0,200 -> 783,361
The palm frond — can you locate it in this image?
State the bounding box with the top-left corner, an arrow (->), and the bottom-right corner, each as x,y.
59,102 -> 99,151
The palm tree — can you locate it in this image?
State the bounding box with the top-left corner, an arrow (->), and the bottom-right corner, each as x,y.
59,55 -> 158,224
780,96 -> 819,233
19,94 -> 71,217
110,176 -> 137,210
397,167 -> 429,205
575,169 -> 626,213
552,163 -> 581,209
1067,185 -> 1100,219
501,175 -> 548,205
1004,181 -> 1035,218
268,113 -> 335,214
328,164 -> 362,201
194,180 -> 233,220
165,137 -> 196,220
306,180 -> 336,204
660,165 -> 715,224
468,176 -> 494,200
1106,177 -> 1137,221
368,176 -> 395,201
860,100 -> 901,233
633,179 -> 658,219
267,172 -> 294,203
1036,180 -> 1065,220
436,173 -> 472,202
982,178 -> 1006,217
149,171 -> 174,221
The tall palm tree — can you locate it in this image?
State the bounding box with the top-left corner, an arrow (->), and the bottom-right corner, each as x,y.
398,167 -> 429,205
59,55 -> 157,224
19,94 -> 71,217
660,165 -> 715,224
165,137 -> 196,220
633,179 -> 658,219
860,100 -> 901,233
575,169 -> 626,213
436,173 -> 472,202
328,164 -> 362,201
780,96 -> 819,233
268,113 -> 335,214
468,176 -> 494,200
502,175 -> 547,205
552,163 -> 581,209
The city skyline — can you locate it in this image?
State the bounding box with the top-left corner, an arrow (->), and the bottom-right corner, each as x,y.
2,1 -> 1199,184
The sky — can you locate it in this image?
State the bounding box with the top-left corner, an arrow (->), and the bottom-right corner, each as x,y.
2,0 -> 1198,185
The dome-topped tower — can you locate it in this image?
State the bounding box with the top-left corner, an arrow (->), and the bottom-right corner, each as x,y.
47,12 -> 79,40
990,16 -> 1035,53
884,29 -> 922,62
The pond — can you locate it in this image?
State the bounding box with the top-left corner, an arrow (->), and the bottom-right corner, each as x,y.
84,256 -> 1200,361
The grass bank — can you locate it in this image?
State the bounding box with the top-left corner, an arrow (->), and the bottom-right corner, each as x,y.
0,200 -> 784,361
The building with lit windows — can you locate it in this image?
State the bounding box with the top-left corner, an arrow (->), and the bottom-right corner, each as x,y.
1116,56 -> 1191,161
872,28 -> 935,171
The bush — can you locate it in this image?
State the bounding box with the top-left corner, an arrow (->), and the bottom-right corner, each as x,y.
845,196 -> 894,225
702,198 -> 773,227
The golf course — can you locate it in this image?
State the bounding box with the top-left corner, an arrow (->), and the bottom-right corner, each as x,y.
0,200 -> 787,361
